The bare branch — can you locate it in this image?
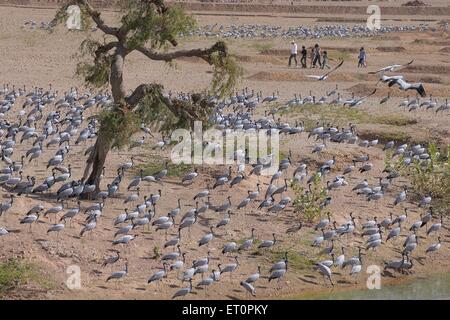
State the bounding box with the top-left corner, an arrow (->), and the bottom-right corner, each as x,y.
135,41 -> 227,64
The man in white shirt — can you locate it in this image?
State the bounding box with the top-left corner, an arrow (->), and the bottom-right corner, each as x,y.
288,40 -> 298,67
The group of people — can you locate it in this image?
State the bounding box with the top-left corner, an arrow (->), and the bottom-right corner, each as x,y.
288,41 -> 367,69
288,41 -> 330,69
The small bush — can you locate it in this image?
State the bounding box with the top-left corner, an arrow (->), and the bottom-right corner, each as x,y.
292,173 -> 330,223
133,155 -> 192,178
385,143 -> 449,216
0,259 -> 36,294
152,246 -> 161,260
269,250 -> 315,272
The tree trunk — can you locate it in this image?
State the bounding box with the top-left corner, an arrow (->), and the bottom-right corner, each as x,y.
81,45 -> 127,197
110,46 -> 127,103
83,131 -> 112,195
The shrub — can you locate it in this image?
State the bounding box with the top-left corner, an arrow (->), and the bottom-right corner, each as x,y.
0,259 -> 36,295
152,246 -> 161,260
385,143 -> 449,216
292,173 -> 330,223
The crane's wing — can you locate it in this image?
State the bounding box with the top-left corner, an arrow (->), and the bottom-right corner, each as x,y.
377,74 -> 404,85
376,74 -> 388,85
388,78 -> 409,89
369,67 -> 387,75
409,83 -> 426,97
390,75 -> 404,81
388,78 -> 401,88
306,75 -> 321,79
323,60 -> 344,78
369,60 -> 414,74
369,65 -> 398,75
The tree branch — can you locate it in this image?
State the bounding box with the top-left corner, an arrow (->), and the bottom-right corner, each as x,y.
94,41 -> 118,61
147,0 -> 170,14
135,41 -> 227,64
125,83 -> 166,108
117,0 -> 177,45
125,83 -> 215,127
54,0 -> 118,36
144,0 -> 177,46
125,83 -> 182,117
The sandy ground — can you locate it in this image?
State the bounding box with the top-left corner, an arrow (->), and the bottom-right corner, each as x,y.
0,6 -> 449,300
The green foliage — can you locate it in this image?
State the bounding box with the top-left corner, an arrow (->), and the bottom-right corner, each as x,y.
235,238 -> 261,247
133,155 -> 191,178
152,246 -> 161,259
269,250 -> 315,272
75,59 -> 111,88
73,39 -> 111,88
137,94 -> 191,134
50,0 -> 240,146
79,37 -> 101,54
385,143 -> 450,216
292,174 -> 330,223
210,52 -> 243,98
98,108 -> 141,149
119,1 -> 196,50
0,259 -> 39,295
50,2 -> 94,32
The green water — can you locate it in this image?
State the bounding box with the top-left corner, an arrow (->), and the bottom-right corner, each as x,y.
294,274 -> 450,300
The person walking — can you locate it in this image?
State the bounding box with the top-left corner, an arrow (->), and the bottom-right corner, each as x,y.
310,47 -> 315,68
358,47 -> 367,68
320,50 -> 331,69
312,44 -> 322,68
288,40 -> 298,67
300,45 -> 307,68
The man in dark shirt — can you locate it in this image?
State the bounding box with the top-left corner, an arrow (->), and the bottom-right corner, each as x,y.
300,45 -> 307,68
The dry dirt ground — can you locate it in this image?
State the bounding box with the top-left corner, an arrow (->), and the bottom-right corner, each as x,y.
0,5 -> 449,300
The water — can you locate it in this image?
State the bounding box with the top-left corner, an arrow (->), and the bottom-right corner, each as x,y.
294,274 -> 450,300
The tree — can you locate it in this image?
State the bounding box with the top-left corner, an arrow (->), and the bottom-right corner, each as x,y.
50,0 -> 241,196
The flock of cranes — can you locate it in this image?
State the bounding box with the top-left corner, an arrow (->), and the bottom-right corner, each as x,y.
0,71 -> 447,299
257,59 -> 450,114
21,18 -> 434,40
3,4 -> 450,293
183,23 -> 432,39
